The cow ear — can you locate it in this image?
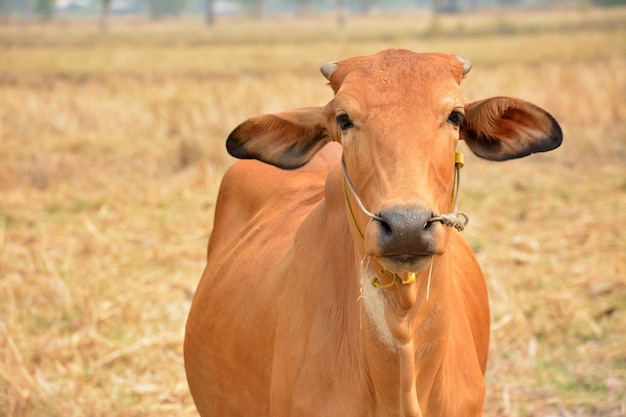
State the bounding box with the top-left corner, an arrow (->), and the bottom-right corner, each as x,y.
226,107 -> 330,170
461,97 -> 563,161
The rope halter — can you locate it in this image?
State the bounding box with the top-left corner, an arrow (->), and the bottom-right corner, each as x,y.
341,152 -> 470,289
341,152 -> 469,237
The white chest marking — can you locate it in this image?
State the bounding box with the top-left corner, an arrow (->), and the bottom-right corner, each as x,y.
360,259 -> 395,347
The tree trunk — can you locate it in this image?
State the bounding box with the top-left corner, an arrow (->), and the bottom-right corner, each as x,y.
205,0 -> 215,26
336,0 -> 346,28
100,0 -> 111,33
360,0 -> 373,14
253,0 -> 265,19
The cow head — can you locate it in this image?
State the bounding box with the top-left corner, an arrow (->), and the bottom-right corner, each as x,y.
226,49 -> 562,274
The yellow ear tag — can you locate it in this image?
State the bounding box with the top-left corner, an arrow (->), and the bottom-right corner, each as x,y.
401,272 -> 416,285
455,152 -> 465,168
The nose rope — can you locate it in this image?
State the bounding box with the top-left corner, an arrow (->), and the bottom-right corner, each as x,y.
341,157 -> 384,224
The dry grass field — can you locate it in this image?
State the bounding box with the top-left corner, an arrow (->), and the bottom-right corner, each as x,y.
1,6 -> 625,417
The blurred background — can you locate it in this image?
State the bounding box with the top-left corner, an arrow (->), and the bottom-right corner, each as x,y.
0,1 -> 624,416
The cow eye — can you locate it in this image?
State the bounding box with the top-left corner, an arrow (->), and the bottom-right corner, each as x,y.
337,114 -> 354,131
447,111 -> 464,127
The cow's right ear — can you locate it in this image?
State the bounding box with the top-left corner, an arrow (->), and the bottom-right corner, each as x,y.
226,107 -> 330,170
462,97 -> 563,161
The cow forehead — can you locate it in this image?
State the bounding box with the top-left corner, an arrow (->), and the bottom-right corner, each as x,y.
329,50 -> 465,94
329,50 -> 465,118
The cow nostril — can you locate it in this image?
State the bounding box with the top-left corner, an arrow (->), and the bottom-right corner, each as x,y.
376,217 -> 392,235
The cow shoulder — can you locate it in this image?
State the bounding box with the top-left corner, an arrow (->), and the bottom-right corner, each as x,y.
209,149 -> 336,257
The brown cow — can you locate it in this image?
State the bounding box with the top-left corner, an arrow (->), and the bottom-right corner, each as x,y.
184,49 -> 562,417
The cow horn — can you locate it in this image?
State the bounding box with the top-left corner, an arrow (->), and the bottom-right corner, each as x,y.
456,55 -> 472,76
320,61 -> 338,80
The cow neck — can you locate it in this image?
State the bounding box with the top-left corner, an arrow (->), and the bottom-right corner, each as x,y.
335,159 -> 459,416
355,255 -> 451,416
362,251 -> 454,416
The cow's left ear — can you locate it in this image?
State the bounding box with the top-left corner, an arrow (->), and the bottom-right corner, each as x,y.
226,106 -> 330,170
462,97 -> 563,161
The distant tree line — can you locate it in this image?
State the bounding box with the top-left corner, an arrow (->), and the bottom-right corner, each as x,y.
1,0 -> 623,24
0,0 -> 194,20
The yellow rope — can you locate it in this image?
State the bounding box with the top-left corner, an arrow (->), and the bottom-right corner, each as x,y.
342,176 -> 365,241
372,273 -> 397,289
371,269 -> 417,288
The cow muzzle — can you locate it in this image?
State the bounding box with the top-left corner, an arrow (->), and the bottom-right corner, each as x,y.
365,204 -> 446,273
